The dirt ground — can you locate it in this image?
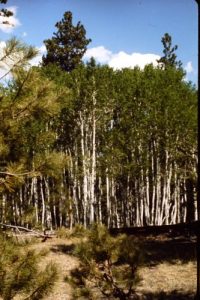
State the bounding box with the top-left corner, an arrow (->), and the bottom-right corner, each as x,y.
26,233 -> 197,300
30,237 -> 79,300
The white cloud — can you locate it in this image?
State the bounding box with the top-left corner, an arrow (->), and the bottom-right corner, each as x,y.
184,61 -> 193,74
22,32 -> 27,37
83,46 -> 112,63
0,41 -> 6,50
0,6 -> 21,33
84,46 -> 160,70
109,52 -> 160,70
31,45 -> 160,70
30,45 -> 46,66
38,45 -> 47,54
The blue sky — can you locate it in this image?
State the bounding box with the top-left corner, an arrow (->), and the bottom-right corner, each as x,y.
0,0 -> 198,85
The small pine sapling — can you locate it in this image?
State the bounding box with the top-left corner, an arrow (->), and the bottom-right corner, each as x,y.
0,234 -> 58,300
67,224 -> 143,299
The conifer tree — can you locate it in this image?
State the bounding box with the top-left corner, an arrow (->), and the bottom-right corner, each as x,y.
0,37 -> 38,81
157,33 -> 182,69
42,11 -> 91,72
0,234 -> 58,300
68,224 -> 142,299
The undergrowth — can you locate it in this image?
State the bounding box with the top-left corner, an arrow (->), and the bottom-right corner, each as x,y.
0,233 -> 58,300
67,223 -> 143,299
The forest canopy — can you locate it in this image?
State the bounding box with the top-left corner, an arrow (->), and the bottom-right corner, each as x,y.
0,27 -> 197,229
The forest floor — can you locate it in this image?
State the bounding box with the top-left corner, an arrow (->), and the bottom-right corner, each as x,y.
27,233 -> 196,300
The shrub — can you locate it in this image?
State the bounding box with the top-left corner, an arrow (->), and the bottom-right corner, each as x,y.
71,223 -> 88,238
0,234 -> 58,300
56,224 -> 88,239
68,223 -> 143,299
56,226 -> 71,238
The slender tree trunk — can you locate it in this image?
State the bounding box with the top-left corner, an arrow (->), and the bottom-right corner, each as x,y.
80,112 -> 88,228
106,172 -> 111,227
90,92 -> 96,223
98,176 -> 102,224
33,177 -> 39,224
44,177 -> 52,230
73,155 -> 80,223
40,176 -> 45,229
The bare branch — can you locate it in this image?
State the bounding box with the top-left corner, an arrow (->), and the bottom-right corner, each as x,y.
0,223 -> 53,239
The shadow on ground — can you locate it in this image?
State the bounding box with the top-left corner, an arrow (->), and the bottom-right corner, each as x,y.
49,235 -> 196,265
50,243 -> 75,254
141,290 -> 195,299
141,235 -> 196,266
48,237 -> 196,299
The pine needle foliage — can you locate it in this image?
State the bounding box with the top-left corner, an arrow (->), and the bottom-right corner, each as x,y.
33,151 -> 68,179
0,234 -> 58,300
0,63 -> 68,193
42,11 -> 91,72
157,33 -> 182,69
0,38 -> 38,81
68,224 -> 143,299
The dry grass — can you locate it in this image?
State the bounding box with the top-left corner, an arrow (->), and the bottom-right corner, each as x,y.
136,235 -> 196,299
28,237 -> 80,300
137,261 -> 196,299
12,233 -> 197,299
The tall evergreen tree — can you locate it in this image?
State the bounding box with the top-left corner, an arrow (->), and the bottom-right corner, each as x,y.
42,11 -> 91,72
157,33 -> 182,69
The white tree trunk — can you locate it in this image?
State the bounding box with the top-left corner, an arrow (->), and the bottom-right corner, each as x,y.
33,177 -> 39,224
80,112 -> 88,228
90,91 -> 96,223
106,172 -> 110,227
40,176 -> 45,229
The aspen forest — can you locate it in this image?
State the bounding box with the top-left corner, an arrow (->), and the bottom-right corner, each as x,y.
0,38 -> 197,230
0,3 -> 198,299
0,4 -> 197,232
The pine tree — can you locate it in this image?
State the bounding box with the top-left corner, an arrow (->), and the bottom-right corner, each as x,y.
0,37 -> 38,81
42,11 -> 91,72
0,233 -> 58,300
68,224 -> 142,299
157,33 -> 182,69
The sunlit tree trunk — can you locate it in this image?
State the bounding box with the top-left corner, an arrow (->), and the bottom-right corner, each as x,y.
40,176 -> 45,229
90,91 -> 97,224
33,177 -> 39,224
80,111 -> 88,227
106,172 -> 111,227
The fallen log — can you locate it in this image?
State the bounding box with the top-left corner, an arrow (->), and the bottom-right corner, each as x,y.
109,220 -> 200,237
0,223 -> 54,241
